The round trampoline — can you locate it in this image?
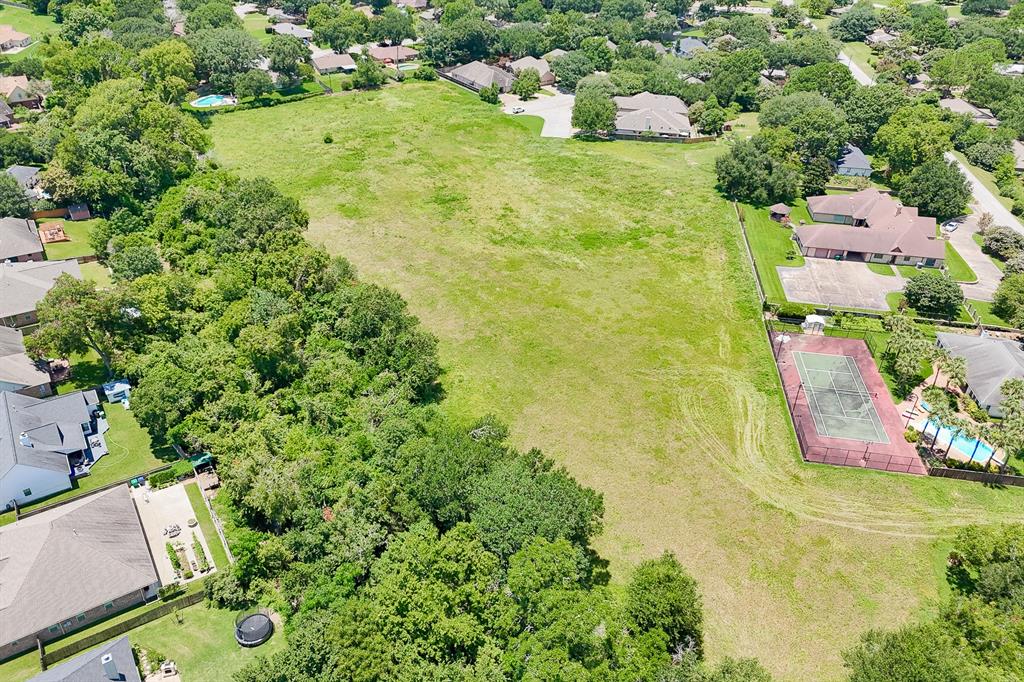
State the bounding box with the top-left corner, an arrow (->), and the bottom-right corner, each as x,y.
235,610 -> 274,647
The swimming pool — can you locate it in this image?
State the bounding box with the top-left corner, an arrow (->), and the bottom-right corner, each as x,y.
397,63 -> 419,71
191,94 -> 235,108
919,418 -> 999,464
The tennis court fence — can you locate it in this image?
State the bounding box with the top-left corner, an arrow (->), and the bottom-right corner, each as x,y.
768,320 -> 883,359
793,418 -> 917,471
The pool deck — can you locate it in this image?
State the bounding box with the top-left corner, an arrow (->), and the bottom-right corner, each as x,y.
773,332 -> 928,475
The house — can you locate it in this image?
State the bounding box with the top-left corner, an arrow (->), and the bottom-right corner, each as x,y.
0,326 -> 52,397
996,63 -> 1024,76
7,164 -> 40,193
908,72 -> 931,91
675,37 -> 708,55
545,48 -> 567,61
0,100 -> 13,128
27,636 -> 141,682
443,61 -> 516,92
0,388 -> 109,509
794,189 -> 945,267
935,333 -> 1024,417
102,379 -> 131,403
760,68 -> 787,83
637,39 -> 667,55
0,259 -> 81,328
769,203 -> 791,222
266,7 -> 300,22
272,22 -> 313,40
394,0 -> 427,8
0,217 -> 43,262
836,143 -> 872,177
0,75 -> 39,108
508,55 -> 554,86
613,91 -> 691,140
865,29 -> 898,46
368,45 -> 418,63
354,5 -> 374,17
939,98 -> 999,127
0,486 -> 159,660
1014,140 -> 1024,172
0,25 -> 30,52
312,51 -> 356,74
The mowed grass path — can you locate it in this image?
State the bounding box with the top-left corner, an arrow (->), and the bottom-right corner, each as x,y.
209,82 -> 1024,680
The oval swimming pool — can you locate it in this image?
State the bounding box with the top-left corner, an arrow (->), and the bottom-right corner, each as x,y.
191,94 -> 235,108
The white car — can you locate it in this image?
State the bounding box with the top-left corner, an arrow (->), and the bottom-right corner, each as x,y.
511,107 -> 525,114
941,218 -> 964,232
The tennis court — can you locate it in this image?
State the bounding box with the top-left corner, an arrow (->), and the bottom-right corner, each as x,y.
793,351 -> 889,444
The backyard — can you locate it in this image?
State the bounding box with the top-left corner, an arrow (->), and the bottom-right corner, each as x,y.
41,218 -> 102,261
0,6 -> 58,59
186,482 -> 229,570
0,602 -> 282,681
208,81 -> 1024,680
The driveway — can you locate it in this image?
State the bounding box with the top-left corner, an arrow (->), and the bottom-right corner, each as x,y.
133,483 -> 216,585
778,259 -> 905,310
945,153 -> 1024,235
946,211 -> 1004,302
838,51 -> 874,86
501,89 -> 576,138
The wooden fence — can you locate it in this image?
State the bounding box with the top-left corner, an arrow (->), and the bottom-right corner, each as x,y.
928,466 -> 1024,487
39,592 -> 204,669
13,463 -> 172,521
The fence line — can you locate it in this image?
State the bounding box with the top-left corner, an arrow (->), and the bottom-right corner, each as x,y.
928,466 -> 1024,487
39,592 -> 204,668
733,203 -> 767,305
14,463 -> 173,520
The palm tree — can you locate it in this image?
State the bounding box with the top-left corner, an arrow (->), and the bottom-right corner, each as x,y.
945,356 -> 967,391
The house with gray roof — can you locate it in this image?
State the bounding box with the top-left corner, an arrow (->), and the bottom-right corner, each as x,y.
312,51 -> 356,74
272,22 -> 313,40
613,92 -> 691,140
0,326 -> 52,397
0,216 -> 42,262
795,189 -> 945,267
0,388 -> 108,510
0,486 -> 159,660
936,333 -> 1024,418
443,61 -> 516,92
939,98 -> 999,127
0,259 -> 81,327
675,37 -> 707,57
6,164 -> 40,193
509,55 -> 554,86
27,636 -> 141,682
836,143 -> 872,177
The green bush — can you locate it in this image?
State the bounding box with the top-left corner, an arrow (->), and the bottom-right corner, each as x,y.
183,569 -> 194,579
166,542 -> 182,571
193,534 -> 210,572
323,133 -> 333,144
158,582 -> 185,601
415,65 -> 437,81
776,302 -> 817,320
149,469 -> 175,488
904,429 -> 921,443
961,396 -> 989,423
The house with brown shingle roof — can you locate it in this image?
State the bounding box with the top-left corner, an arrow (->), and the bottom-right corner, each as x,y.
0,25 -> 30,52
613,92 -> 691,140
0,75 -> 39,108
508,56 -> 554,86
794,189 -> 945,267
368,45 -> 418,63
443,61 -> 516,92
0,259 -> 81,328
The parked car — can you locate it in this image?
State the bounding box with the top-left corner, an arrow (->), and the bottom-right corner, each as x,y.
941,217 -> 965,232
512,107 -> 525,114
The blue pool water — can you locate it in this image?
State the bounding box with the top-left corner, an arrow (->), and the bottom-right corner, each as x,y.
191,94 -> 233,108
920,418 -> 996,463
397,63 -> 418,71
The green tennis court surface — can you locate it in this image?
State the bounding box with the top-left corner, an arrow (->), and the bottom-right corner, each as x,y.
793,351 -> 889,444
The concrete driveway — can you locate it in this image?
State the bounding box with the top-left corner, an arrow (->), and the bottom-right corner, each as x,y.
133,483 -> 216,585
501,89 -> 576,138
946,211 -> 1003,302
778,259 -> 905,311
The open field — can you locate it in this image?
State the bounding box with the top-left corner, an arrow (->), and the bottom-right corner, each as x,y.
208,82 -> 1024,680
242,12 -> 272,44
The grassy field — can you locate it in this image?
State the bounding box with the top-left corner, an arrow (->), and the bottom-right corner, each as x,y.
185,482 -> 229,569
842,42 -> 876,77
208,82 -> 1024,680
80,260 -> 112,288
0,6 -> 58,60
42,218 -> 101,260
951,151 -> 1014,211
0,603 -> 282,682
242,12 -> 272,44
740,202 -> 808,303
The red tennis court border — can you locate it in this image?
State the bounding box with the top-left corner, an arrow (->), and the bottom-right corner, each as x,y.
771,332 -> 928,476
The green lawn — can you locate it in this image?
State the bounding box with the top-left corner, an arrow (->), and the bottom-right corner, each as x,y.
969,299 -> 1012,327
0,398 -> 175,525
867,262 -> 895,276
973,232 -> 1006,271
185,482 -> 230,570
80,261 -> 112,288
739,202 -> 808,304
42,218 -> 102,260
0,603 -> 282,682
951,151 -> 1014,211
944,241 -> 976,282
842,42 -> 877,77
242,12 -> 272,44
0,6 -> 57,38
207,82 -> 1024,680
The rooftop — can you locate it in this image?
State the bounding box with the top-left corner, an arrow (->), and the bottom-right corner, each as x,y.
0,217 -> 41,260
0,486 -> 158,648
936,333 -> 1024,409
27,636 -> 141,682
0,326 -> 50,391
0,259 -> 81,319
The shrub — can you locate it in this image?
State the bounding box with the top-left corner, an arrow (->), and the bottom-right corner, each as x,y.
415,65 -> 437,80
166,542 -> 182,571
149,469 -> 176,488
904,429 -> 921,443
776,302 -> 817,320
183,569 -> 194,579
158,582 -> 185,601
323,133 -> 333,144
983,225 -> 1024,260
205,569 -> 248,609
961,395 -> 990,423
193,533 -> 210,572
903,271 -> 963,319
479,84 -> 500,104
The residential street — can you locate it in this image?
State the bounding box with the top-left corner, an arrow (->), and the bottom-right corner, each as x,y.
945,152 -> 1024,235
838,52 -> 874,86
948,211 -> 1004,302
